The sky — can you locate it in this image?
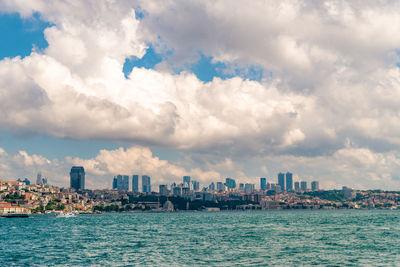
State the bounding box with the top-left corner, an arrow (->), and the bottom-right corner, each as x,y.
1,0 -> 400,190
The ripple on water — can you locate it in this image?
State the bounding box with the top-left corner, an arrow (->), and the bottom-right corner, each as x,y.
1,210 -> 400,266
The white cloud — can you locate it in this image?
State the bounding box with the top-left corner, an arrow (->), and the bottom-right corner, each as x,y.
1,0 -> 400,189
0,146 -> 221,189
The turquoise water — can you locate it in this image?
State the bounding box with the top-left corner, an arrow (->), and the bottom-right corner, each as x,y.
1,210 -> 400,266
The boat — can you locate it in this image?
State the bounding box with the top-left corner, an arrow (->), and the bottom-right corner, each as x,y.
1,212 -> 30,218
56,211 -> 76,218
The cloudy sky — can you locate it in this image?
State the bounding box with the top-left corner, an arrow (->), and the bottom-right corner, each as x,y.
1,0 -> 400,190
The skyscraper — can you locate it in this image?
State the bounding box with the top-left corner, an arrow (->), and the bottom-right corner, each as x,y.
116,175 -> 129,191
70,166 -> 85,191
209,182 -> 215,191
260,177 -> 267,190
239,183 -> 244,191
142,175 -> 151,193
112,177 -> 118,189
311,181 -> 319,191
183,176 -> 191,185
294,181 -> 300,191
225,178 -> 236,189
278,173 -> 285,192
244,183 -> 255,193
300,181 -> 307,191
286,172 -> 293,191
192,180 -> 200,191
217,182 -> 224,192
36,172 -> 42,185
132,175 -> 139,192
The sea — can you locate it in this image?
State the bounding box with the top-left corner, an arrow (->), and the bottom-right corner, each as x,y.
1,210 -> 400,266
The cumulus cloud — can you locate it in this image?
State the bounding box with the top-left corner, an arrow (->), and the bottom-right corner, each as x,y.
0,146 -> 221,189
0,0 -> 400,188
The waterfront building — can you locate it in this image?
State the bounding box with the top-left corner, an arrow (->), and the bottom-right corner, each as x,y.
142,175 -> 151,193
163,200 -> 174,212
225,178 -> 236,189
260,178 -> 267,190
70,166 -> 85,191
301,181 -> 307,191
244,183 -> 255,193
286,172 -> 293,191
132,175 -> 139,192
159,184 -> 169,196
192,180 -> 200,191
173,186 -> 182,196
311,181 -> 319,191
294,181 -> 300,191
183,176 -> 191,185
278,173 -> 285,191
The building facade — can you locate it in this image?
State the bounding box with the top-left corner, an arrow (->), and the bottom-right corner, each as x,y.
278,173 -> 285,192
132,175 -> 139,192
225,178 -> 236,189
300,181 -> 307,191
260,177 -> 267,190
142,175 -> 151,193
311,181 -> 319,191
70,166 -> 85,191
286,172 -> 293,191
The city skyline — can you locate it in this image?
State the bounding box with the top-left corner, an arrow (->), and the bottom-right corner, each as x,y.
1,1 -> 400,190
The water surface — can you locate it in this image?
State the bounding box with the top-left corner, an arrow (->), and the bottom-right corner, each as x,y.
1,210 -> 400,266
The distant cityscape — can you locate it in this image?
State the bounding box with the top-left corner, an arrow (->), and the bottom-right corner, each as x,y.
108,171 -> 320,195
2,165 -> 400,215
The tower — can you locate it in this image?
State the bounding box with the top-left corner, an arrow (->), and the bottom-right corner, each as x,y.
70,166 -> 85,191
278,173 -> 285,192
142,175 -> 151,193
286,172 -> 293,191
132,175 -> 139,192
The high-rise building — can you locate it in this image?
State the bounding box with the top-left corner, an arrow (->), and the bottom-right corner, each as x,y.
217,182 -> 224,192
244,183 -> 255,193
183,176 -> 191,185
36,172 -> 42,185
225,178 -> 236,189
278,173 -> 285,191
159,184 -> 169,196
239,183 -> 244,191
112,177 -> 118,189
260,177 -> 267,190
132,175 -> 139,192
115,175 -> 129,191
294,181 -> 300,191
70,166 -> 85,191
300,181 -> 307,191
209,182 -> 215,191
142,175 -> 151,193
286,172 -> 293,191
311,181 -> 319,191
192,180 -> 200,191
